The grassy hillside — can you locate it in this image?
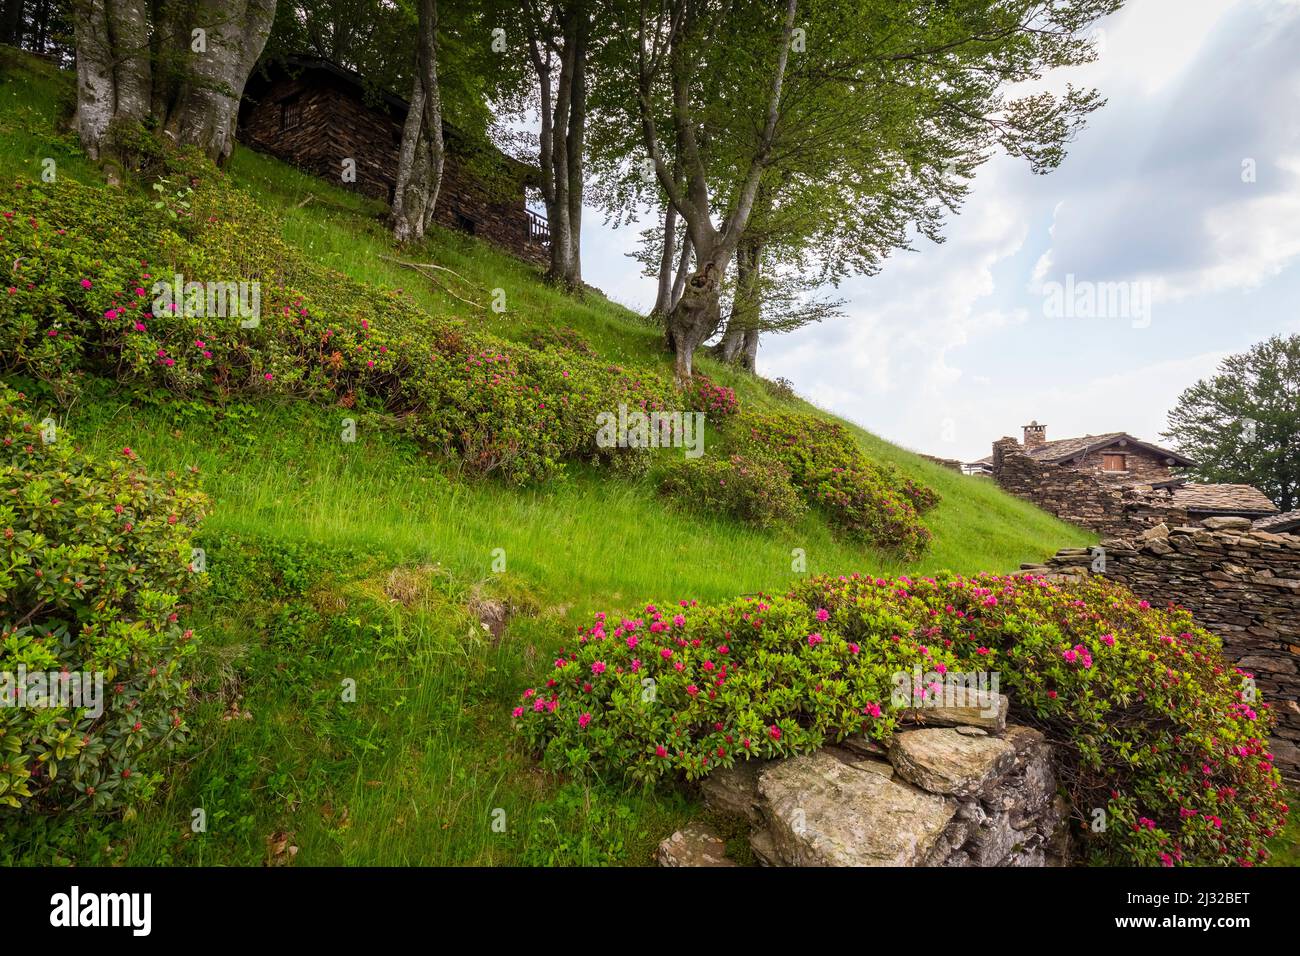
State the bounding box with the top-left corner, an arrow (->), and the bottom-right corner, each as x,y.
1,48 -> 1100,866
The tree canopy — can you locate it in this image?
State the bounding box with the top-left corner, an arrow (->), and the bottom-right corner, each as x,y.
1162,334 -> 1300,512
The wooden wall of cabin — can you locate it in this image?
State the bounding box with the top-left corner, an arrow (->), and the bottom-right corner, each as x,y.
240,76 -> 547,266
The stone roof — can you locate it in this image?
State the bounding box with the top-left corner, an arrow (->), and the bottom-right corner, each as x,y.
970,432 -> 1194,468
1167,483 -> 1278,516
1029,433 -> 1195,466
1254,509 -> 1300,533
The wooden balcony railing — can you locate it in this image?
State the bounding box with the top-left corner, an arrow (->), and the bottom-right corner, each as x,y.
527,209 -> 550,245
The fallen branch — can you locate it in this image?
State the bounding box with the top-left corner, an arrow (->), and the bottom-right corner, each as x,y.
379,255 -> 488,311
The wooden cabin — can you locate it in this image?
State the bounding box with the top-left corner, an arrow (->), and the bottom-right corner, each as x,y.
239,57 -> 548,265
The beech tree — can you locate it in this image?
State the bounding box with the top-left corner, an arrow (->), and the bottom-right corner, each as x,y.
1162,335 -> 1300,512
390,0 -> 445,243
71,0 -> 277,166
625,0 -> 1121,381
518,0 -> 591,289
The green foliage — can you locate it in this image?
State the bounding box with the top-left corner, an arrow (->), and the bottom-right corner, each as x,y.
737,411 -> 938,557
1161,333 -> 1300,511
0,385 -> 206,814
0,169 -> 686,484
525,324 -> 598,357
658,452 -> 806,529
514,571 -> 1289,866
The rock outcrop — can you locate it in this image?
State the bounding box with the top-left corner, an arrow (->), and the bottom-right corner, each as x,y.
657,703 -> 1067,867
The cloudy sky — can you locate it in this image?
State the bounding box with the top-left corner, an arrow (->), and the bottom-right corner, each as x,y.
577,0 -> 1300,463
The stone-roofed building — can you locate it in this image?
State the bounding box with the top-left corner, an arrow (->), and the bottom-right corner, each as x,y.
971,420 -> 1195,482
977,420 -> 1279,536
1254,509 -> 1300,534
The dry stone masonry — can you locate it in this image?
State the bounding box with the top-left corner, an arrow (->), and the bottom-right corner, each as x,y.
992,438 -> 1185,537
1030,519 -> 1300,782
657,696 -> 1069,867
990,439 -> 1276,538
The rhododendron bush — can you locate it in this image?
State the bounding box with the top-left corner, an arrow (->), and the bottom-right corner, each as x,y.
513,572 -> 1287,866
0,386 -> 206,813
0,175 -> 682,484
658,452 -> 807,528
1,165 -> 940,539
738,412 -> 937,557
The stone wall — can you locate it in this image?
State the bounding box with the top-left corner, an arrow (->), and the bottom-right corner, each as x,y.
1033,519 -> 1300,782
657,697 -> 1069,867
991,438 -> 1184,537
1073,445 -> 1172,483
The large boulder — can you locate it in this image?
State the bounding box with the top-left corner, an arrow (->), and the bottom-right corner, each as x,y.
888,728 -> 1017,797
756,751 -> 955,866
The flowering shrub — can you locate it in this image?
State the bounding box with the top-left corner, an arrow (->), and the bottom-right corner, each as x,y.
737,412 -> 937,557
658,453 -> 807,528
689,376 -> 739,417
764,376 -> 796,401
513,571 -> 1287,866
0,386 -> 206,813
526,325 -> 598,357
0,174 -> 681,484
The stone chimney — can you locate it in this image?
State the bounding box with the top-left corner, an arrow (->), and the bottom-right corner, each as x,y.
1022,421 -> 1047,450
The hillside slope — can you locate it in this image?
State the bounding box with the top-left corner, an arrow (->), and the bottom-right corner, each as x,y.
0,48 -> 1096,866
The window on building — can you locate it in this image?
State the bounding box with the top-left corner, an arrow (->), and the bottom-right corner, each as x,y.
281,96 -> 303,131
1102,453 -> 1127,472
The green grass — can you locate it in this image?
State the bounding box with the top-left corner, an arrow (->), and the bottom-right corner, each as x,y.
0,47 -> 1114,867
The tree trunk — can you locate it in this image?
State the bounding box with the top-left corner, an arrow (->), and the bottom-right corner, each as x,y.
562,13 -> 586,290
390,78 -> 427,242
670,231 -> 692,311
72,0 -> 152,162
652,202 -> 678,317
738,327 -> 759,370
715,237 -> 763,369
527,0 -> 586,291
162,0 -> 276,165
1,0 -> 24,46
666,254 -> 725,382
390,0 -> 444,243
72,0 -> 275,166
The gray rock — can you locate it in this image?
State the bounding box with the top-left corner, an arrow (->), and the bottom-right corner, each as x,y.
699,760 -> 766,825
1137,522 -> 1170,541
898,690 -> 1008,733
966,812 -> 1019,866
749,828 -> 781,867
757,751 -> 955,866
1201,516 -> 1253,531
656,821 -> 736,867
889,728 -> 1018,797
